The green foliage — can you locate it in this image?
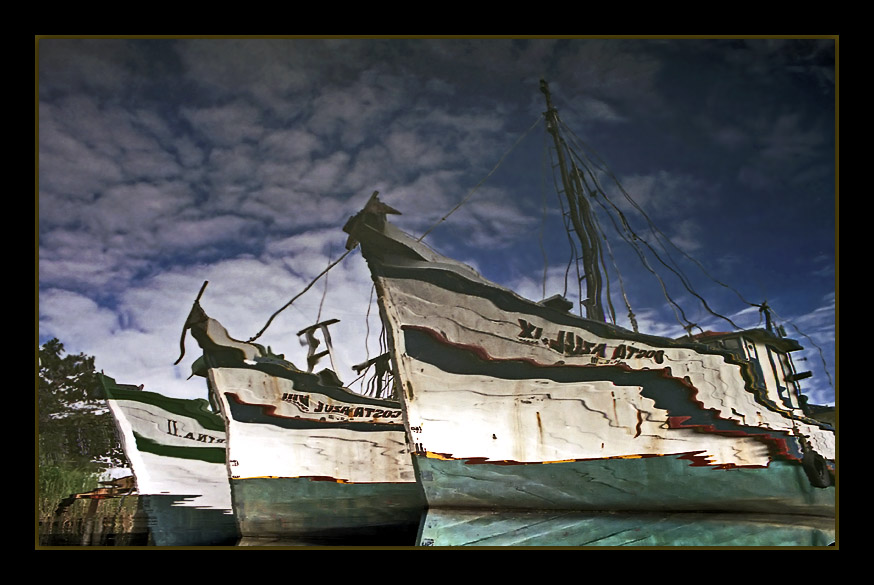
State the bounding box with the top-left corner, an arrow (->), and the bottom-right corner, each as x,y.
37,338 -> 126,472
37,460 -> 101,522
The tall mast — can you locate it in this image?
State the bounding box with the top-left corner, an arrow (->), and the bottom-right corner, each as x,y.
540,79 -> 605,322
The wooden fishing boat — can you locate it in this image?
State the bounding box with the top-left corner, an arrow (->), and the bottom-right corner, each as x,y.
177,288 -> 425,545
342,81 -> 836,544
99,374 -> 239,546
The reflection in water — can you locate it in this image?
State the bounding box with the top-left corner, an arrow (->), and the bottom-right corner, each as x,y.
41,376 -> 242,546
137,495 -> 239,546
181,304 -> 426,545
37,468 -> 835,547
39,478 -> 150,546
418,508 -> 836,547
40,495 -> 836,547
38,372 -> 835,547
39,490 -> 239,547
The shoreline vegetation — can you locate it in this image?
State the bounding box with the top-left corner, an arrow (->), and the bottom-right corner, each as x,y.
37,462 -> 148,546
38,338 -> 143,546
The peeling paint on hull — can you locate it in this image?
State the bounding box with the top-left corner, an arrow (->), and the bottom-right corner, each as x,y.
208,365 -> 426,542
345,209 -> 836,524
181,302 -> 427,542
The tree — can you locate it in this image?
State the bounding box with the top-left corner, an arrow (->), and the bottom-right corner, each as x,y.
38,338 -> 125,470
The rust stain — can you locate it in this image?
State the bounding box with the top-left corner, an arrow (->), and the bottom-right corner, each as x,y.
424,451 -> 455,461
236,475 -> 363,484
667,415 -> 796,462
303,476 -> 354,484
420,450 -> 775,469
611,391 -> 619,423
400,324 -> 809,433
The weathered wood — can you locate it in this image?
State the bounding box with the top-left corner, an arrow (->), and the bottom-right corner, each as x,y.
383,277 -> 833,465
186,308 -> 425,541
347,208 -> 835,518
209,367 -> 415,483
208,366 -> 425,540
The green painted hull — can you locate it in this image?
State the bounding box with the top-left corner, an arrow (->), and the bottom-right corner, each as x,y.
418,508 -> 835,547
414,454 -> 835,517
231,477 -> 425,545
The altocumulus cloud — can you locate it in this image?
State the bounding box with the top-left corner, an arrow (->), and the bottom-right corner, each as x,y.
38,38 -> 835,405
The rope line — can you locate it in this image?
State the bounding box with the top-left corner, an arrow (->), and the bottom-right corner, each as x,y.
539,128 -> 550,300
560,118 -> 757,310
248,247 -> 357,342
315,248 -> 332,325
554,117 -> 741,331
417,114 -> 544,242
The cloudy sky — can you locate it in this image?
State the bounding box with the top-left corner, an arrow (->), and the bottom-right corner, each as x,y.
37,37 -> 837,407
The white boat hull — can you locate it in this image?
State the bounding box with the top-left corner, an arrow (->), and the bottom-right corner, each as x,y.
348,214 -> 835,518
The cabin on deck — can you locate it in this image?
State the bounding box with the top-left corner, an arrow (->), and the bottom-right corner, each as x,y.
691,329 -> 813,416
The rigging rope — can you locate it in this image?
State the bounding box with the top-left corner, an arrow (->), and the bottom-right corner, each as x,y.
417,114 -> 544,242
601,229 -> 639,333
595,193 -> 698,333
539,129 -> 550,300
559,118 -> 758,311
364,283 -> 375,363
557,117 -> 744,332
248,247 -> 357,342
590,198 -> 618,326
571,161 -> 638,331
545,127 -> 691,329
554,138 -> 695,331
316,248 -> 332,325
549,146 -> 583,312
251,115 -> 540,348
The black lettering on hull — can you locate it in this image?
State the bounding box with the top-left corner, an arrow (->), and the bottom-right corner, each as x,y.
517,321 -> 664,365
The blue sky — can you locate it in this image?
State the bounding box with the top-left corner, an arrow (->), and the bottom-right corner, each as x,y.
37,37 -> 837,406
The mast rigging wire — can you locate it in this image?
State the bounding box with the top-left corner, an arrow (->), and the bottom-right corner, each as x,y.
539,129 -> 551,300
559,112 -> 829,360
545,140 -> 584,313
559,118 -> 759,310
601,227 -> 639,333
554,116 -> 742,332
417,115 -> 544,242
242,116 -> 543,343
572,164 -> 618,326
316,248 -> 332,325
248,247 -> 357,343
